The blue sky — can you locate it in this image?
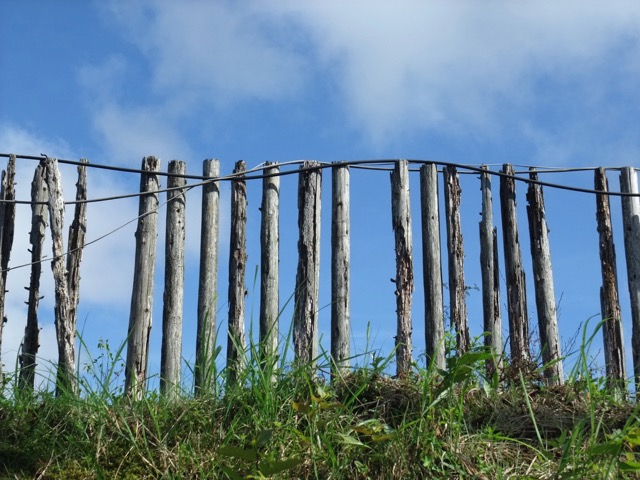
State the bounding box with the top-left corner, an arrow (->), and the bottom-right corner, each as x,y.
1,1 -> 640,389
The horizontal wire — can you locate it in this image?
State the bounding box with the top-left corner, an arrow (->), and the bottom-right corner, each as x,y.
0,154 -> 639,206
0,155 -> 637,274
1,185 -> 193,275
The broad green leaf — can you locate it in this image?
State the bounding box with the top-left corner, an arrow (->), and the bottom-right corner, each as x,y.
317,400 -> 342,410
588,443 -> 620,456
352,425 -> 377,435
260,457 -> 304,475
371,433 -> 394,442
218,446 -> 258,461
255,429 -> 273,448
338,433 -> 369,448
625,428 -> 640,447
619,459 -> 640,471
292,401 -> 311,414
219,466 -> 244,480
315,385 -> 328,399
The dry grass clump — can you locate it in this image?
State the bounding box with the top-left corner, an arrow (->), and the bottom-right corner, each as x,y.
333,371 -> 422,426
466,382 -> 635,440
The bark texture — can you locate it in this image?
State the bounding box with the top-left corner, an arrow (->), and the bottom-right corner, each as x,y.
125,156 -> 160,399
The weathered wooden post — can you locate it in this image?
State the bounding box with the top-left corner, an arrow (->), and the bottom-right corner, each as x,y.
595,168 -> 626,391
195,159 -> 220,394
66,159 -> 88,346
0,154 -> 16,387
526,169 -> 563,385
331,163 -> 350,374
620,167 -> 640,389
294,161 -> 322,366
391,160 -> 414,375
479,167 -> 503,377
260,162 -> 280,367
500,164 -> 530,372
420,163 -> 445,371
227,160 -> 248,384
125,156 -> 160,399
19,163 -> 48,390
443,165 -> 470,355
45,157 -> 78,396
161,160 -> 187,398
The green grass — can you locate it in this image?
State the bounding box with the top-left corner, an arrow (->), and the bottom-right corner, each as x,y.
1,321 -> 640,479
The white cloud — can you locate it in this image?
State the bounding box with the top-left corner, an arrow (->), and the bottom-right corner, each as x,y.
103,0 -> 307,104
0,123 -> 76,160
92,0 -> 640,155
92,104 -> 192,164
270,0 -> 640,142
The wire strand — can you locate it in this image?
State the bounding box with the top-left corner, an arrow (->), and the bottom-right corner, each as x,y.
0,184 -> 193,275
0,154 -> 639,206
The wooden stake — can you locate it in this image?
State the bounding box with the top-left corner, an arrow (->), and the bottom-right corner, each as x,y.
390,160 -> 413,375
443,165 -> 470,355
420,163 -> 445,371
161,160 -> 187,398
227,160 -> 247,384
479,167 -> 503,377
19,163 -> 48,390
526,169 -> 563,384
331,163 -> 350,374
125,156 -> 160,399
195,159 -> 220,394
45,157 -> 77,396
260,162 -> 280,367
294,161 -> 322,366
499,164 -> 530,371
0,154 -> 15,387
595,167 -> 626,390
620,167 -> 640,389
66,159 -> 87,349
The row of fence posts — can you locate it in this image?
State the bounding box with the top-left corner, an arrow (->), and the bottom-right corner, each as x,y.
0,155 -> 639,398
111,158 -> 640,399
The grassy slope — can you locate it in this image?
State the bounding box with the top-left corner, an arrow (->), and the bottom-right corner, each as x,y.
2,332 -> 640,479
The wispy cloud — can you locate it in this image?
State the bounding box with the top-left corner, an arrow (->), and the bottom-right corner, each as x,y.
89,0 -> 640,160
272,1 -> 640,145
103,0 -> 307,104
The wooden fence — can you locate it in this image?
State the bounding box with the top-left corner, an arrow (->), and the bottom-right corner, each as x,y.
1,154 -> 639,398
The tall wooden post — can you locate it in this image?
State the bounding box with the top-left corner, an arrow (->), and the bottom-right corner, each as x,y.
500,164 -> 530,371
19,164 -> 48,390
195,159 -> 220,394
443,165 -> 470,355
66,159 -> 88,348
390,160 -> 414,375
420,163 -> 445,371
479,167 -> 503,377
260,163 -> 280,366
0,154 -> 15,386
620,167 -> 640,389
161,160 -> 187,398
331,163 -> 350,374
526,169 -> 563,385
45,158 -> 77,396
125,156 -> 160,399
227,160 -> 248,384
595,168 -> 626,390
294,161 -> 322,366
